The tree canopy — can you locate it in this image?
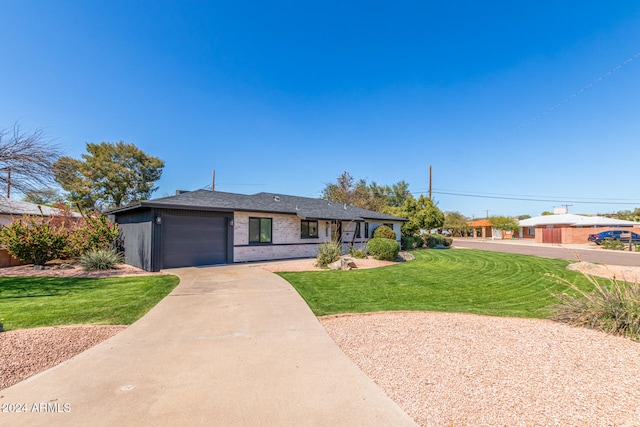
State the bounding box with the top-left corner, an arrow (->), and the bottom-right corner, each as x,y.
54,141 -> 164,210
488,215 -> 521,231
444,211 -> 470,236
321,171 -> 412,212
0,124 -> 62,197
23,187 -> 64,205
386,195 -> 445,236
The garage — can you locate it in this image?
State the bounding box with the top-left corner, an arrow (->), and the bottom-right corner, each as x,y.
161,212 -> 229,269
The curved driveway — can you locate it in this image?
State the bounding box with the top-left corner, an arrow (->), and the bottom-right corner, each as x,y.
454,239 -> 640,266
0,265 -> 416,427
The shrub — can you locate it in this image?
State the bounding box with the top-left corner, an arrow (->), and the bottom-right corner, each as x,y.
348,246 -> 368,259
79,249 -> 124,271
0,215 -> 68,266
66,212 -> 120,258
424,233 -> 452,248
373,225 -> 396,240
413,234 -> 424,248
600,238 -> 625,251
316,241 -> 343,267
366,237 -> 400,261
552,273 -> 640,341
401,236 -> 414,250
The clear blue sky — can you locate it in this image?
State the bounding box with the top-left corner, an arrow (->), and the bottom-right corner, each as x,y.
2,1 -> 639,218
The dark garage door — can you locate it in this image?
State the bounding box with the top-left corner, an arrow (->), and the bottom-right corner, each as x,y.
162,213 -> 228,269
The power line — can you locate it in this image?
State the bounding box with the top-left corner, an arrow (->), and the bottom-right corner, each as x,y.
423,190 -> 640,205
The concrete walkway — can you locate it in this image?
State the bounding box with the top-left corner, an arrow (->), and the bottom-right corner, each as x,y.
0,266 -> 416,426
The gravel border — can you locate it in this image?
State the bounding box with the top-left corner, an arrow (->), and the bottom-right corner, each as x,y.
0,325 -> 125,390
320,311 -> 640,426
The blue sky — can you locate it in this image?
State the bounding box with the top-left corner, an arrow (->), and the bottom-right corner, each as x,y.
2,1 -> 640,218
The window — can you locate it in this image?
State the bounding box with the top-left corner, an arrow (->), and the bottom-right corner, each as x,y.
355,222 -> 361,238
364,222 -> 369,239
301,220 -> 318,238
249,217 -> 272,243
527,227 -> 535,237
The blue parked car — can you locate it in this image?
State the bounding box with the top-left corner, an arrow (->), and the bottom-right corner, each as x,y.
587,230 -> 640,245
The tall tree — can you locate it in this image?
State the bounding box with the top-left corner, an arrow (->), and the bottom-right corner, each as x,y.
488,215 -> 521,231
54,141 -> 164,210
0,124 -> 62,197
23,187 -> 64,205
444,211 -> 470,237
387,195 -> 445,236
321,171 -> 411,212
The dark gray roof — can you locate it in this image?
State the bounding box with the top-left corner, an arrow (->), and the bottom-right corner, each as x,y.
108,190 -> 406,222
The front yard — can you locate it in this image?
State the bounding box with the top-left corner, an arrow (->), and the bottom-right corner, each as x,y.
0,275 -> 179,331
278,248 -> 597,318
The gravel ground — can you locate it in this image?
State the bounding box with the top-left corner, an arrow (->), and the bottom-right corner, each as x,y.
320,312 -> 640,427
0,325 -> 126,390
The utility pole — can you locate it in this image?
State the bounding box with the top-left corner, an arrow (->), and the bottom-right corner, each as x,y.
429,164 -> 432,200
563,204 -> 572,213
211,169 -> 215,192
485,210 -> 489,219
6,167 -> 10,199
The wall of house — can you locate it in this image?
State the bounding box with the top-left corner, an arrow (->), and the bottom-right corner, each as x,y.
532,225 -> 640,244
564,226 -> 640,244
114,210 -> 154,271
233,213 -> 402,262
233,212 -> 333,262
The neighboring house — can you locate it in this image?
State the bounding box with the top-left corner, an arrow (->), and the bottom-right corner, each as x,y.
519,213 -> 640,244
108,190 -> 406,272
467,218 -> 517,240
0,199 -> 80,267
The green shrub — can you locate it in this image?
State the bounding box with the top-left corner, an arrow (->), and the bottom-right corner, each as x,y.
600,238 -> 625,251
66,212 -> 120,258
316,241 -> 343,267
366,237 -> 400,261
348,246 -> 368,259
373,225 -> 396,240
79,249 -> 124,271
0,215 -> 68,266
424,233 -> 452,248
401,236 -> 414,250
552,274 -> 640,341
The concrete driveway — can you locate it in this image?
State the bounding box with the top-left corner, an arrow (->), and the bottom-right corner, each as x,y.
0,266 -> 416,426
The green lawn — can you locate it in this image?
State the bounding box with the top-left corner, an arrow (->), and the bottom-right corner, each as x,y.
278,249 -> 597,318
0,275 -> 180,331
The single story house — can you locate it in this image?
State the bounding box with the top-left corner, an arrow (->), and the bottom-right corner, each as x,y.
0,198 -> 81,267
519,213 -> 640,244
108,190 -> 406,271
466,218 -> 516,240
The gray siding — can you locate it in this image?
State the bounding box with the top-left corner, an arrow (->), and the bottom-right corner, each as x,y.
115,209 -> 154,271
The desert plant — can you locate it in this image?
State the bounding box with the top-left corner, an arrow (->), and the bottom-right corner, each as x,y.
423,233 -> 452,248
366,237 -> 400,261
372,225 -> 396,240
348,245 -> 368,259
316,241 -> 343,267
600,238 -> 625,251
551,273 -> 640,341
79,249 -> 124,271
0,215 -> 68,266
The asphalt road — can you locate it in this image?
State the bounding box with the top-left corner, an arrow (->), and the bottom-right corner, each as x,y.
453,239 -> 640,266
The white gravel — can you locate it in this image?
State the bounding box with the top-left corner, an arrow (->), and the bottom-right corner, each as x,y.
320,311 -> 640,427
0,325 -> 125,390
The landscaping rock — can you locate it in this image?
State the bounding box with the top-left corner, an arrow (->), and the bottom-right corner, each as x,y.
396,251 -> 415,262
328,257 -> 358,270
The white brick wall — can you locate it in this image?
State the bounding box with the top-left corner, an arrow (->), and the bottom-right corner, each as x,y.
232,212 -> 403,262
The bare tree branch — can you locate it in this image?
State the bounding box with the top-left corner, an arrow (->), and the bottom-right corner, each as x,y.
0,123 -> 62,196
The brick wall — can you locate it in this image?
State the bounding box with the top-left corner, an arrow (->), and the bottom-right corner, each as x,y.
0,249 -> 25,268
